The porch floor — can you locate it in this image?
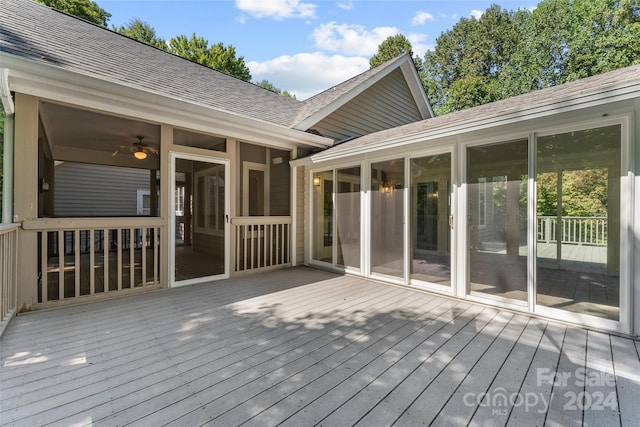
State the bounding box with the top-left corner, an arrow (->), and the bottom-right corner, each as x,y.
1,267 -> 639,426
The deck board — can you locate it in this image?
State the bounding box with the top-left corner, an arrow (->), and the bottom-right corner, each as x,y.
1,267 -> 639,427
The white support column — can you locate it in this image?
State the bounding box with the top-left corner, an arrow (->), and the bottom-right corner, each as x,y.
291,147 -> 298,267
2,113 -> 14,224
14,93 -> 39,310
159,124 -> 172,288
227,138 -> 237,275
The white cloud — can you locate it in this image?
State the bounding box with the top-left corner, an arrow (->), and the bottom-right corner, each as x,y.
411,11 -> 434,26
248,53 -> 369,100
407,33 -> 433,58
311,22 -> 398,56
470,9 -> 483,20
337,1 -> 353,10
236,0 -> 317,19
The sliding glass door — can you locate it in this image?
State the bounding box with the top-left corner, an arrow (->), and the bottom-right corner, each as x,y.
370,158 -> 405,279
536,125 -> 621,321
410,153 -> 452,290
311,166 -> 361,271
467,140 -> 529,303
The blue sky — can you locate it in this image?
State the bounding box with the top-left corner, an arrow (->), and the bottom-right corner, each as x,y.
100,0 -> 537,99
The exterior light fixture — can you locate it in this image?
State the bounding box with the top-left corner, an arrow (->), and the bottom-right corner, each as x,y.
313,175 -> 321,186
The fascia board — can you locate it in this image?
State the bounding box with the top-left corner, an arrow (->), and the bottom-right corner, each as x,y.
293,54 -> 415,131
2,54 -> 333,149
307,82 -> 640,163
399,61 -> 433,119
0,68 -> 14,114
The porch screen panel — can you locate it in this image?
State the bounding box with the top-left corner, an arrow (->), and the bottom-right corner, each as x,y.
312,171 -> 333,263
536,125 -> 621,320
371,159 -> 405,278
468,140 -> 528,302
174,159 -> 225,281
411,154 -> 451,287
336,167 -> 361,269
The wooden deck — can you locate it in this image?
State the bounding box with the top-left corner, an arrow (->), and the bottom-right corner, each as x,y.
1,267 -> 639,426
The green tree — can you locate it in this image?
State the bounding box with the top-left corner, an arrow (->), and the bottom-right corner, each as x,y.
34,0 -> 111,27
369,34 -> 414,68
422,0 -> 640,114
114,18 -> 166,49
423,4 -> 521,114
565,0 -> 640,80
498,1 -> 571,97
169,34 -> 252,81
255,80 -> 297,99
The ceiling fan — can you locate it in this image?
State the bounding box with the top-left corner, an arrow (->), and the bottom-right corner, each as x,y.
112,136 -> 158,160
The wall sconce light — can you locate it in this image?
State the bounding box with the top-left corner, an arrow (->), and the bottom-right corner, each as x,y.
39,177 -> 50,193
313,175 -> 321,186
381,182 -> 392,193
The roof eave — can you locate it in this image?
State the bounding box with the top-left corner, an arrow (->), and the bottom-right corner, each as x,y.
295,79 -> 640,165
1,53 -> 334,149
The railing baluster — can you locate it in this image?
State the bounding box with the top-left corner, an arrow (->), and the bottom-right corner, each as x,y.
104,228 -> 109,293
153,227 -> 159,286
263,224 -> 268,267
41,231 -> 48,303
117,229 -> 122,291
142,227 -> 147,286
58,230 -> 64,300
250,224 -> 255,270
89,229 -> 95,295
130,228 -> 135,289
243,225 -> 249,271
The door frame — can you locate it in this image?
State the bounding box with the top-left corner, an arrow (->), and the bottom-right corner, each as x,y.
407,146 -> 457,295
169,151 -> 230,288
459,115 -> 632,334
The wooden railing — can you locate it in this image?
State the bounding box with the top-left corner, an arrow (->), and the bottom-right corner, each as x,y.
0,224 -> 19,323
537,216 -> 607,246
23,218 -> 164,303
233,217 -> 291,273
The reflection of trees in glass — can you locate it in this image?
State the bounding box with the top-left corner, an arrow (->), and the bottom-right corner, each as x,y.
537,169 -> 608,216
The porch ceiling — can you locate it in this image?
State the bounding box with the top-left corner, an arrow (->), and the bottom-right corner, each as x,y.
40,101 -> 161,169
1,267 -> 639,426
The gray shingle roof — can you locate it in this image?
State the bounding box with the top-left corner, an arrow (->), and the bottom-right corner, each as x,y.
0,0 -> 428,134
310,63 -> 640,159
0,0 -> 303,127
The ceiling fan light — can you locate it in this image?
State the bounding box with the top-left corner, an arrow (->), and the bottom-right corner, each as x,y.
133,148 -> 147,160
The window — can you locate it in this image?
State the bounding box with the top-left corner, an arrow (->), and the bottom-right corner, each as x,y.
194,165 -> 225,235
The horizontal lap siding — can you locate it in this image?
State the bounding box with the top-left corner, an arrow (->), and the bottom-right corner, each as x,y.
312,69 -> 423,141
54,163 -> 151,217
